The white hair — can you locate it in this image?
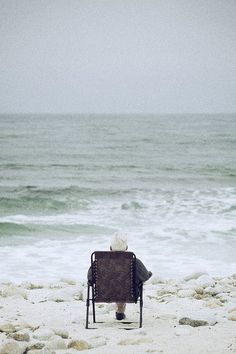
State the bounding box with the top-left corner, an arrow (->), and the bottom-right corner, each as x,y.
110,232 -> 128,251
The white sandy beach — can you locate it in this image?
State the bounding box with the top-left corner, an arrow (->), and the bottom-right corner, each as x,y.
0,272 -> 236,354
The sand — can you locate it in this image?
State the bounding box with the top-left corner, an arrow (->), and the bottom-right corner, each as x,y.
0,272 -> 236,354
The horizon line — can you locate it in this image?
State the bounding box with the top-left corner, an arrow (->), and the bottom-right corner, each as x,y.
0,112 -> 236,116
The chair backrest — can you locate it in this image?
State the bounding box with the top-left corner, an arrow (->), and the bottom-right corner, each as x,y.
91,251 -> 137,303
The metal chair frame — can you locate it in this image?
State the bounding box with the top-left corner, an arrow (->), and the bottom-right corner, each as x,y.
85,251 -> 143,329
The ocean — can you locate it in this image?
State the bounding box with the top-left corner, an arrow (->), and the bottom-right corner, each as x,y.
0,114 -> 235,283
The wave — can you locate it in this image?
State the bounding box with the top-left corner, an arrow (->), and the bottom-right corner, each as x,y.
121,201 -> 143,210
1,160 -> 236,178
0,221 -> 113,238
0,222 -> 32,236
0,185 -> 127,197
221,205 -> 236,214
0,196 -> 71,214
1,186 -> 235,217
0,185 -> 125,215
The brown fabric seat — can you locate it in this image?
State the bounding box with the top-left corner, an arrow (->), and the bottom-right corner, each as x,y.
85,251 -> 143,328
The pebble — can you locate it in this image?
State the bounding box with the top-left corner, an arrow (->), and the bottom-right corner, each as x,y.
14,321 -> 37,331
27,342 -> 45,350
68,340 -> 90,350
73,290 -> 84,301
195,275 -> 215,288
53,328 -> 69,339
194,287 -> 204,295
0,324 -> 17,334
204,287 -> 221,296
27,350 -> 55,354
0,285 -> 27,299
216,293 -> 229,303
46,336 -> 67,350
228,314 -> 236,321
21,282 -> 44,290
8,332 -> 30,341
184,271 -> 208,281
150,276 -> 166,284
0,341 -> 25,354
203,300 -> 222,309
228,307 -> 236,313
179,317 -> 208,327
49,283 -> 64,289
157,285 -> 177,296
33,328 -> 54,341
60,278 -> 77,285
89,336 -> 107,348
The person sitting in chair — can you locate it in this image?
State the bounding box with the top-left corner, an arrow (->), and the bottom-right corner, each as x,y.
87,232 -> 152,321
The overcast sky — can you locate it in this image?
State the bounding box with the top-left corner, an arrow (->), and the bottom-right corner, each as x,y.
0,0 -> 235,114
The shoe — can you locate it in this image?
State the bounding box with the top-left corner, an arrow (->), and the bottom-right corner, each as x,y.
116,312 -> 126,320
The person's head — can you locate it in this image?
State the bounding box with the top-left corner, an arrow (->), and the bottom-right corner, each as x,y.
110,232 -> 128,251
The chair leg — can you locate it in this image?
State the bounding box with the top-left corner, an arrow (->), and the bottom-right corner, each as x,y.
92,285 -> 96,323
85,285 -> 90,329
139,285 -> 143,328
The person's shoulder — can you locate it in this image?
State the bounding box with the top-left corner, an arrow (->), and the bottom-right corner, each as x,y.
136,258 -> 147,268
136,258 -> 144,264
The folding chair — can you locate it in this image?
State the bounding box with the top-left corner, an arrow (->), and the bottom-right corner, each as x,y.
85,251 -> 143,329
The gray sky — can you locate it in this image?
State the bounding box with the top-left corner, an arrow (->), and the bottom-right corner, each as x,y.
0,0 -> 235,114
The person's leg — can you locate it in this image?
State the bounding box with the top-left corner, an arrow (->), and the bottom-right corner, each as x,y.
115,303 -> 126,320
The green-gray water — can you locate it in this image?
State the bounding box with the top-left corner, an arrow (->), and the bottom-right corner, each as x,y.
0,114 -> 235,282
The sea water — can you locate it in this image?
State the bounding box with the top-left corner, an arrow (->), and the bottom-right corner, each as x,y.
0,114 -> 235,283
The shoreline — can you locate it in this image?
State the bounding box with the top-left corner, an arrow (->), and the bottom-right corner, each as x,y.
0,272 -> 236,354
